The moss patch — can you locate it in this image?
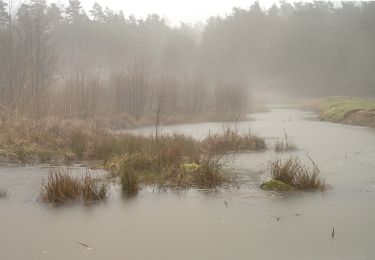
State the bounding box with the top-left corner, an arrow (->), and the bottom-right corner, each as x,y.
260,180 -> 294,191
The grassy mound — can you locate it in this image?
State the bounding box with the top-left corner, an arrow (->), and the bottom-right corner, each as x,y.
110,149 -> 230,192
263,157 -> 326,191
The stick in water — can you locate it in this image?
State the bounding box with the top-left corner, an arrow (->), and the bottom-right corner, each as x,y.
76,242 -> 90,248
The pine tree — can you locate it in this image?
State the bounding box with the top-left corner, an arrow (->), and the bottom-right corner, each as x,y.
90,2 -> 105,23
65,0 -> 82,23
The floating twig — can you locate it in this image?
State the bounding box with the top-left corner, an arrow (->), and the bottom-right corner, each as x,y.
76,242 -> 90,248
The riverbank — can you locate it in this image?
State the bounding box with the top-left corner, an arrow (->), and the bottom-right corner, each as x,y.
305,96 -> 375,128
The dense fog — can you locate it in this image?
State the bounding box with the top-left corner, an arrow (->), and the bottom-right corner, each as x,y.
1,0 -> 375,121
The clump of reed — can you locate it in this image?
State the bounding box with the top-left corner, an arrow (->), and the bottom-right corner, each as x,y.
108,137 -> 231,192
39,168 -> 109,203
267,157 -> 326,191
39,169 -> 81,203
81,174 -> 109,202
168,159 -> 230,190
0,119 -> 70,164
274,131 -> 297,152
0,118 -> 267,165
117,153 -> 154,193
2,120 -> 245,190
203,126 -> 266,153
68,129 -> 89,160
0,188 -> 8,198
103,131 -> 211,190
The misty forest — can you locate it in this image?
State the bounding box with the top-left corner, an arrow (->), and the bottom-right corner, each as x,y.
1,1 -> 375,122
1,1 -> 375,260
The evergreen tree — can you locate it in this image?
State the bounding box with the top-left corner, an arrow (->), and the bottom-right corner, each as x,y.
90,2 -> 105,23
65,0 -> 82,23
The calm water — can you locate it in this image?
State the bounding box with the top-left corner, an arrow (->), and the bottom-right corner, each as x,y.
1,107 -> 375,260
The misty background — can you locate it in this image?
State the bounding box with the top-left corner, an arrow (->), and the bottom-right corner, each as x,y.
0,0 -> 375,123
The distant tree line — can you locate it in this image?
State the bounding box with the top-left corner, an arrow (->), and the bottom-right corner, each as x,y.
0,0 -> 374,122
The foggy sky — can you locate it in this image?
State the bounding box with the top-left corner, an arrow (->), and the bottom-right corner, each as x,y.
48,0 -> 298,25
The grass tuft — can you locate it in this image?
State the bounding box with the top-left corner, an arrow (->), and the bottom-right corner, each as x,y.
81,174 -> 109,202
266,157 -> 326,191
172,160 -> 230,190
119,159 -> 141,193
274,131 -> 297,152
39,168 -> 109,203
0,188 -> 8,198
203,126 -> 266,153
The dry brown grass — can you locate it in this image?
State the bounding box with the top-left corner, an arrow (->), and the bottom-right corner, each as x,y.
274,131 -> 297,152
119,165 -> 140,193
0,188 -> 8,198
0,118 -> 266,165
39,168 -> 109,203
39,169 -> 81,203
113,148 -> 230,192
203,126 -> 266,153
77,129 -> 243,191
81,174 -> 109,202
166,160 -> 230,190
268,157 -> 326,191
1,120 -> 259,191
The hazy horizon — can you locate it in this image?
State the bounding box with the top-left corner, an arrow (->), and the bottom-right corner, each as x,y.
45,0 -> 302,25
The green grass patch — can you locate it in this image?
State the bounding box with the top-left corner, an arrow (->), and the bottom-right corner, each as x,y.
260,180 -> 294,191
312,96 -> 375,122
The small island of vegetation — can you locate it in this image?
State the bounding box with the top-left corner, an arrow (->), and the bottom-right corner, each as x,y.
261,157 -> 326,192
